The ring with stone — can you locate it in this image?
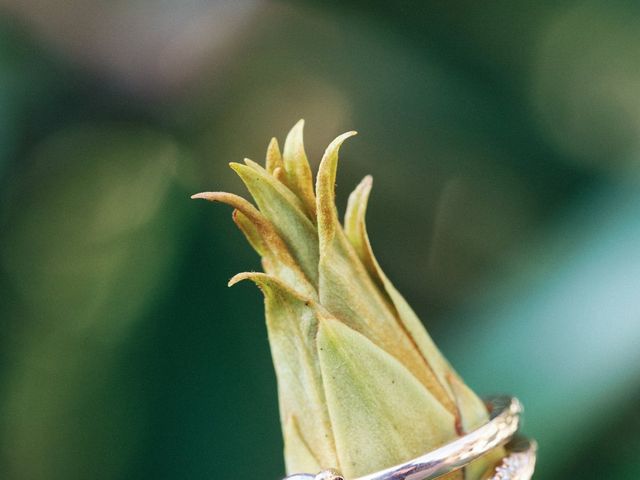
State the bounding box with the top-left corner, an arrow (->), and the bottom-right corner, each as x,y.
283,395 -> 536,480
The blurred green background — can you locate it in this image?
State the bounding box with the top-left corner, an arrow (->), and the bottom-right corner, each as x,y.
1,1 -> 639,479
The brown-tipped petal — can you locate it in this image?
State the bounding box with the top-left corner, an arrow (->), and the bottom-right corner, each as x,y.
315,131 -> 357,248
230,161 -> 319,285
190,191 -> 261,219
191,192 -> 216,200
282,119 -> 317,218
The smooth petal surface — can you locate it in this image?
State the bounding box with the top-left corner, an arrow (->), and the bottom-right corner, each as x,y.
317,318 -> 456,478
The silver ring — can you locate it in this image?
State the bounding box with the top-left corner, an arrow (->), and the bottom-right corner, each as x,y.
285,396 -> 532,480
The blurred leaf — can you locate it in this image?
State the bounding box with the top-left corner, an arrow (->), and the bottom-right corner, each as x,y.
0,125 -> 193,480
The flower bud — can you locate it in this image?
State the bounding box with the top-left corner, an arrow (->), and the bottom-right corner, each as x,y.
193,120 -> 504,479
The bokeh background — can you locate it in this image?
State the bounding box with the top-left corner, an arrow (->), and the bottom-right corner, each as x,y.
1,1 -> 639,479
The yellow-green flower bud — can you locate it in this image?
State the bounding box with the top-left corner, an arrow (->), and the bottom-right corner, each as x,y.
193,120 -> 504,479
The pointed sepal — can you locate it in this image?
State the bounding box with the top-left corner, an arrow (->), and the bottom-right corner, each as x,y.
282,119 -> 317,218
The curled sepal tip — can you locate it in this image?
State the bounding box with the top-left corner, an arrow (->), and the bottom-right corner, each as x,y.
315,131 -> 357,247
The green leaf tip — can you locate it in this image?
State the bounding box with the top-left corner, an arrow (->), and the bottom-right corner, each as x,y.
194,121 -> 503,479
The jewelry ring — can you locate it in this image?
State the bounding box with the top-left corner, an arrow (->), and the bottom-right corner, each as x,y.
284,396 -> 532,480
